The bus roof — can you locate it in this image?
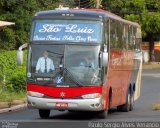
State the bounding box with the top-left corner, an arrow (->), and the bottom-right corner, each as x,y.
87,9 -> 140,28
34,8 -> 140,28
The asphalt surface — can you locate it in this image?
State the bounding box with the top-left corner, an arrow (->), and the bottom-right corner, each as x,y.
0,68 -> 160,128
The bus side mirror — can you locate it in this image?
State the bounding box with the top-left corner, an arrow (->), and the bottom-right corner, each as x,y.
17,50 -> 23,65
16,43 -> 28,65
102,52 -> 108,67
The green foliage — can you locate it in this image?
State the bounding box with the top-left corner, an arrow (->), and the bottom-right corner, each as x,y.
124,14 -> 141,24
142,12 -> 160,40
102,0 -> 160,41
0,50 -> 17,81
0,63 -> 4,82
101,0 -> 160,61
0,28 -> 16,50
0,0 -> 60,50
0,50 -> 27,92
102,0 -> 124,15
0,90 -> 26,102
9,67 -> 26,92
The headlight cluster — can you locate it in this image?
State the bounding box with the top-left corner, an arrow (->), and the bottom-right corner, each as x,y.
27,91 -> 102,99
81,93 -> 102,99
27,91 -> 44,98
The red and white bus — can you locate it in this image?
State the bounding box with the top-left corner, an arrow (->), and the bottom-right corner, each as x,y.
17,7 -> 142,118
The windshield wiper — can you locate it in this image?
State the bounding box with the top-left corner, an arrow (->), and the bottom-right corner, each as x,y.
63,68 -> 83,87
53,68 -> 83,87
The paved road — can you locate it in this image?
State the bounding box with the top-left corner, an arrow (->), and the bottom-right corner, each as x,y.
0,69 -> 160,128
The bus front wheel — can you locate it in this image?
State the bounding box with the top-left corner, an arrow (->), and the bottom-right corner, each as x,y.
98,97 -> 111,118
39,109 -> 50,118
98,110 -> 108,118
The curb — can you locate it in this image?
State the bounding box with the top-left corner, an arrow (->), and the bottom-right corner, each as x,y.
143,63 -> 160,69
143,65 -> 160,69
0,104 -> 27,114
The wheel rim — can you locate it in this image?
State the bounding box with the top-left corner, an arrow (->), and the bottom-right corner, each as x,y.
128,93 -> 131,110
130,93 -> 134,110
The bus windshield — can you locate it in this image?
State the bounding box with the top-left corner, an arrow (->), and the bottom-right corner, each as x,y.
27,44 -> 103,87
31,20 -> 102,43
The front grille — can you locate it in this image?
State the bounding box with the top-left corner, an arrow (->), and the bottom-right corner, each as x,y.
43,95 -> 83,99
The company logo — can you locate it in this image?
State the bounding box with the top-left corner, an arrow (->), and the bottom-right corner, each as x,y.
60,92 -> 65,98
55,76 -> 63,84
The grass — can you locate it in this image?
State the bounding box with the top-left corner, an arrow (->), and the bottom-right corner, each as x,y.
153,103 -> 160,111
0,90 -> 26,102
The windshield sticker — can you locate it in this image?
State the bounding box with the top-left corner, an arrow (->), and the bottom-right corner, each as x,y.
55,75 -> 64,84
33,22 -> 101,43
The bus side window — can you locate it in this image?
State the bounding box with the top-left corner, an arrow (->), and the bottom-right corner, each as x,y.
135,27 -> 142,51
117,22 -> 123,49
110,20 -> 118,49
133,27 -> 137,50
129,26 -> 133,50
123,24 -> 129,50
128,26 -> 135,50
105,20 -> 109,46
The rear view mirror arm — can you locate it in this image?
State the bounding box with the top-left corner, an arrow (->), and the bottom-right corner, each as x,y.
18,43 -> 28,51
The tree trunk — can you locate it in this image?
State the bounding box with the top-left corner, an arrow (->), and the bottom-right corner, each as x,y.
149,38 -> 155,62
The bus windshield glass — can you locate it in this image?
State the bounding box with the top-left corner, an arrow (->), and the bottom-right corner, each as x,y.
32,20 -> 102,43
27,44 -> 103,87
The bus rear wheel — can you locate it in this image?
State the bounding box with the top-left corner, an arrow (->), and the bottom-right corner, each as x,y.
130,92 -> 134,111
117,91 -> 134,112
39,109 -> 50,118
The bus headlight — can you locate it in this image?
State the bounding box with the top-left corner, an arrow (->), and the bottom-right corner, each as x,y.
27,91 -> 44,98
82,93 -> 102,99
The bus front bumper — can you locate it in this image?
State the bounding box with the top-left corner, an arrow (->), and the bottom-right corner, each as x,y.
27,96 -> 103,111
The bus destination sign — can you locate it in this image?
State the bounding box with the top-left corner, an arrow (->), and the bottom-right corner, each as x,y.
32,21 -> 102,43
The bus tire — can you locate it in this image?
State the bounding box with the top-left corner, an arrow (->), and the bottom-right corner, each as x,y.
39,109 -> 50,118
98,96 -> 111,118
117,91 -> 133,112
117,105 -> 122,112
98,110 -> 108,119
130,91 -> 134,111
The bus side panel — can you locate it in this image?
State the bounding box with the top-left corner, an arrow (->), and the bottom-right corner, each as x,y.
106,50 -> 136,107
106,49 -> 125,107
120,50 -> 135,105
102,83 -> 110,110
130,50 -> 142,100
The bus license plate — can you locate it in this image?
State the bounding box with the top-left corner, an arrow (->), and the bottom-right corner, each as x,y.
56,102 -> 68,108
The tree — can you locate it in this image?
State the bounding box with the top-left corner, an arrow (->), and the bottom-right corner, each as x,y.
73,0 -> 96,8
142,12 -> 160,61
0,0 -> 59,50
102,0 -> 160,61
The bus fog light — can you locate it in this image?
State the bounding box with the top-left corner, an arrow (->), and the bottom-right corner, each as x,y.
95,103 -> 100,107
27,91 -> 44,98
91,103 -> 100,108
31,102 -> 36,106
27,101 -> 31,105
91,104 -> 95,107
